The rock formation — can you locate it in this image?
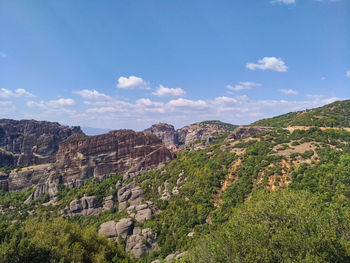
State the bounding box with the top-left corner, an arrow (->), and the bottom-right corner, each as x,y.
226,126 -> 271,141
51,129 -> 174,189
0,119 -> 82,167
177,121 -> 236,146
118,181 -> 144,211
126,228 -> 158,258
60,195 -> 115,216
144,123 -> 178,148
145,121 -> 236,149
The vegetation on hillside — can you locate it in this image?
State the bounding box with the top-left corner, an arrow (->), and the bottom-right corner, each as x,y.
1,117 -> 350,261
253,100 -> 350,127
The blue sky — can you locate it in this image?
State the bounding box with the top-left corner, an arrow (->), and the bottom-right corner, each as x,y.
0,0 -> 349,130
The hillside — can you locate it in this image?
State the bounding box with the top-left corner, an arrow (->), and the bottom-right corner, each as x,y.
1,111 -> 350,262
252,100 -> 350,128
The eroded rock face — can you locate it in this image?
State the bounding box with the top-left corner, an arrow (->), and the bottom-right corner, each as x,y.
127,201 -> 158,223
0,119 -> 82,167
144,123 -> 178,148
5,164 -> 51,192
145,121 -> 236,149
116,218 -> 134,239
226,126 -> 271,141
61,195 -> 115,216
126,228 -> 158,258
118,181 -> 144,211
177,121 -> 236,146
99,220 -> 117,238
52,130 -> 174,188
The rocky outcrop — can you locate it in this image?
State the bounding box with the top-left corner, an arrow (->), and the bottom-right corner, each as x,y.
177,121 -> 236,146
0,119 -> 82,167
99,218 -> 158,258
0,149 -> 17,167
126,227 -> 158,258
52,130 -> 174,189
126,201 -> 158,223
118,181 -> 144,211
145,121 -> 236,150
60,195 -> 115,216
99,220 -> 118,238
98,218 -> 134,239
0,164 -> 51,192
144,123 -> 178,148
226,126 -> 271,141
165,251 -> 187,262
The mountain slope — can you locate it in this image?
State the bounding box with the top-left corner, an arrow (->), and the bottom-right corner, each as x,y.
252,100 -> 350,128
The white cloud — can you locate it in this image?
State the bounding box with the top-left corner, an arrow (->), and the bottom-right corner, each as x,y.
152,85 -> 186,97
0,52 -> 6,58
346,71 -> 350,78
75,89 -> 111,100
271,0 -> 295,4
87,107 -> 117,113
227,81 -> 262,92
280,89 -> 298,95
0,88 -> 35,98
117,76 -> 151,90
168,98 -> 207,108
321,77 -> 326,81
246,57 -> 288,72
27,98 -> 75,108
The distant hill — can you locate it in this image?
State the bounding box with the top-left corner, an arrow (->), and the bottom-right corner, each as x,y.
81,126 -> 111,136
252,100 -> 350,127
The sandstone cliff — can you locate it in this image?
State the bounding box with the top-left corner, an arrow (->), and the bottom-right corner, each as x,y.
0,119 -> 83,167
51,129 -> 174,188
144,121 -> 236,149
144,123 -> 178,148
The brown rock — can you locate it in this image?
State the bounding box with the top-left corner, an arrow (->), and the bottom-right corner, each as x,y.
0,119 -> 82,167
53,130 -> 174,187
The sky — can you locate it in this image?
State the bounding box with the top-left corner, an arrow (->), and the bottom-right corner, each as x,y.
0,0 -> 349,131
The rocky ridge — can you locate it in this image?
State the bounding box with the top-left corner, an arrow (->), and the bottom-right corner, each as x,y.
145,120 -> 236,150
0,119 -> 82,167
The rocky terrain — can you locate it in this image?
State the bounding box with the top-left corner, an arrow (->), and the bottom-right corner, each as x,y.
51,130 -> 174,189
2,101 -> 350,262
145,120 -> 236,150
0,119 -> 82,166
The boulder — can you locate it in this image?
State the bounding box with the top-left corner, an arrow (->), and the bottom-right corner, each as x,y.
165,251 -> 187,262
126,228 -> 158,258
116,218 -> 134,239
103,195 -> 115,210
98,221 -> 117,238
118,181 -> 144,211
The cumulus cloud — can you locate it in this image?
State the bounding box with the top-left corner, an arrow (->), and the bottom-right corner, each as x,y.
346,71 -> 350,78
271,0 -> 295,4
75,89 -> 111,100
0,88 -> 35,98
152,85 -> 186,97
246,57 -> 288,72
226,81 -> 262,92
117,76 -> 151,90
280,89 -> 298,95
